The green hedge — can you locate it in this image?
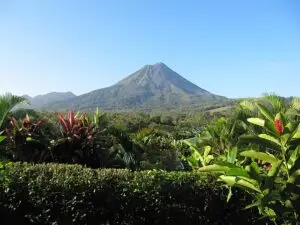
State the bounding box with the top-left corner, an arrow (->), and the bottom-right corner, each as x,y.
0,162 -> 262,225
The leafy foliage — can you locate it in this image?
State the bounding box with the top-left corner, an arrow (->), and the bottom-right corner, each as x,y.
0,162 -> 261,225
131,127 -> 182,170
2,114 -> 48,162
198,95 -> 300,224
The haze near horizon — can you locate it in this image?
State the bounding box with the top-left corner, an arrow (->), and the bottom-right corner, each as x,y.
0,0 -> 299,98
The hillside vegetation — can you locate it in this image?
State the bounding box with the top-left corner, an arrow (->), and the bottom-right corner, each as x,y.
0,93 -> 299,224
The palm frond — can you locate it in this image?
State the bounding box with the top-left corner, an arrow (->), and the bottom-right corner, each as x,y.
0,93 -> 28,128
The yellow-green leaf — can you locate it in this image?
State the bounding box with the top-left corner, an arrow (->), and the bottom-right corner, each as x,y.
198,165 -> 229,173
287,146 -> 300,169
256,103 -> 274,122
240,150 -> 279,164
258,134 -> 281,146
288,169 -> 300,184
219,175 -> 261,193
247,118 -> 265,127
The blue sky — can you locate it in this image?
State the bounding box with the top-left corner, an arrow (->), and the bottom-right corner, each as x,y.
0,0 -> 299,98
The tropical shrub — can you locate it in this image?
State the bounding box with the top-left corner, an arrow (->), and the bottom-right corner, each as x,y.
182,114 -> 246,169
199,96 -> 300,224
0,162 -> 261,225
50,111 -> 100,167
131,127 -> 182,170
2,114 -> 48,162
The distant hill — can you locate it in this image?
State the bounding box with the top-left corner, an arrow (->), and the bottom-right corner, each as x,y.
45,63 -> 229,111
18,92 -> 76,109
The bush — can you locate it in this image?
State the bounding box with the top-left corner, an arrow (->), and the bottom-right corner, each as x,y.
0,162 -> 262,225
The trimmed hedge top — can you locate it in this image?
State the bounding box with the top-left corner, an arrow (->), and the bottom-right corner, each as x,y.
0,162 -> 261,225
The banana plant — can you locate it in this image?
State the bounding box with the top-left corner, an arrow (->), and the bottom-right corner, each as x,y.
182,116 -> 245,168
93,107 -> 107,129
183,139 -> 214,167
218,146 -> 238,164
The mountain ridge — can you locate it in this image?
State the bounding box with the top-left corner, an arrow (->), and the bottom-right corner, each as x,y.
19,92 -> 76,109
21,63 -> 229,111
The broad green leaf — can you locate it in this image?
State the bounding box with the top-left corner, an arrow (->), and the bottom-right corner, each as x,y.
240,150 -> 279,164
256,103 -> 274,122
238,136 -> 281,151
248,162 -> 261,181
0,135 -> 5,142
189,145 -> 205,166
187,156 -> 199,167
263,160 -> 283,192
258,134 -> 281,146
261,191 -> 282,203
199,162 -> 245,174
203,146 -> 211,159
280,133 -> 290,146
292,131 -> 300,139
287,146 -> 300,169
190,146 -> 201,160
227,147 -> 237,163
183,139 -> 196,146
267,160 -> 283,177
236,176 -> 259,185
263,207 -> 277,218
247,118 -> 265,127
213,161 -> 243,169
204,155 -> 214,164
219,175 -> 261,193
285,121 -> 300,135
290,157 -> 300,175
245,200 -> 261,210
288,169 -> 300,184
227,168 -> 250,178
198,164 -> 230,173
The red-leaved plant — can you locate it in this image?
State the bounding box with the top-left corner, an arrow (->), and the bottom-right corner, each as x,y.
52,111 -> 99,166
57,111 -> 95,143
6,114 -> 44,136
4,114 -> 46,162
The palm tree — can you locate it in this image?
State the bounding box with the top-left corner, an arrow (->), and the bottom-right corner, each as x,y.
0,93 -> 28,128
